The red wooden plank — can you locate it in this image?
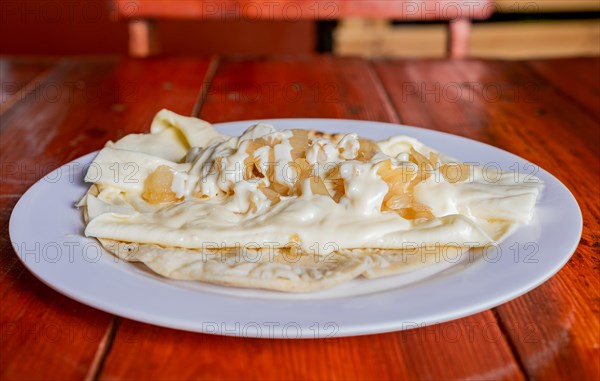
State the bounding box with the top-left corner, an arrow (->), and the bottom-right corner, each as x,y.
0,57 -> 215,380
1,57 -> 214,195
115,0 -> 493,21
100,312 -> 524,381
199,56 -> 399,123
0,198 -> 115,380
98,56 -> 523,381
375,58 -> 600,380
0,57 -> 57,114
526,57 -> 600,121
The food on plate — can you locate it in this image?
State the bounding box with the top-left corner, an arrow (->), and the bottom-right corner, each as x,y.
78,109 -> 542,292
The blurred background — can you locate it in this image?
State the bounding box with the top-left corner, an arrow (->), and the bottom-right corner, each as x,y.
0,0 -> 598,58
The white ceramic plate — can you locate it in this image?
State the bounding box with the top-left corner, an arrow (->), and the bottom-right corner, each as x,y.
9,119 -> 582,338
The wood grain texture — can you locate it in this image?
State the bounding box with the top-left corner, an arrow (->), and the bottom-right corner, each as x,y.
1,56 -> 597,381
198,56 -> 399,123
0,57 -> 214,380
100,313 -> 523,381
97,56 -> 524,381
0,193 -> 115,381
1,57 -> 214,195
1,59 -> 119,381
0,57 -> 57,115
473,60 -> 599,381
374,58 -> 600,380
526,57 -> 600,121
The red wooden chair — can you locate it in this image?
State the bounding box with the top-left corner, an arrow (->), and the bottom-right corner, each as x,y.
112,0 -> 493,58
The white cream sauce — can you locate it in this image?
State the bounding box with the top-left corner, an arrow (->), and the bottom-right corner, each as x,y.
82,109 -> 542,254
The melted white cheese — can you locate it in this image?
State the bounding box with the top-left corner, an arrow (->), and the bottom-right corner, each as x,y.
82,109 -> 543,254
339,161 -> 389,215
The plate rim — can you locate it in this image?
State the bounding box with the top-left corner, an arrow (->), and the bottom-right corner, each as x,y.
9,118 -> 583,338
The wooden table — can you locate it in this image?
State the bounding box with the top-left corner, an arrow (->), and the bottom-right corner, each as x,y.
1,56 -> 598,381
